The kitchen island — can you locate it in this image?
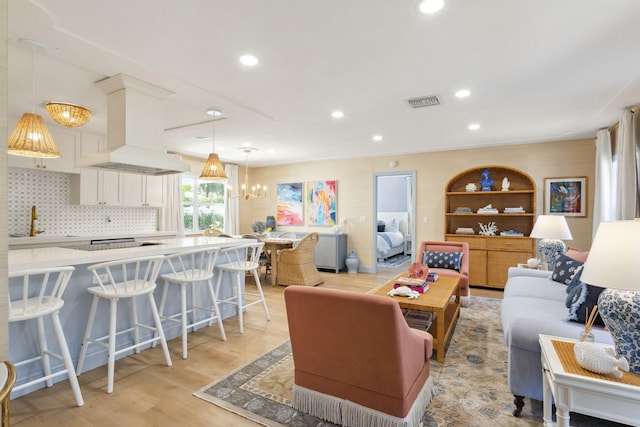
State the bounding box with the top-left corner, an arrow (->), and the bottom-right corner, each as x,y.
8,236 -> 251,397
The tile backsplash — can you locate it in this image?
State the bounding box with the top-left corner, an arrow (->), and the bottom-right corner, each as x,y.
9,168 -> 158,237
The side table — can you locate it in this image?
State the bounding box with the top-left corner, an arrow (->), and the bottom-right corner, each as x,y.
539,334 -> 640,427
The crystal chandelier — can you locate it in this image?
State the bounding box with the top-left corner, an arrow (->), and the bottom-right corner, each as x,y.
228,147 -> 266,200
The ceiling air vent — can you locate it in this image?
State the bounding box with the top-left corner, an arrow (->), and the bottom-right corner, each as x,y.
406,95 -> 440,109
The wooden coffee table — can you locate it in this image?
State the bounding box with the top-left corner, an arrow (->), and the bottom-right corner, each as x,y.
369,273 -> 460,362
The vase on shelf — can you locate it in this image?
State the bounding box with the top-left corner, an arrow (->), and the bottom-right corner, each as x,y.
345,251 -> 359,274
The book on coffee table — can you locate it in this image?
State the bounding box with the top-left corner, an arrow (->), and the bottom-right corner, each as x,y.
394,277 -> 429,293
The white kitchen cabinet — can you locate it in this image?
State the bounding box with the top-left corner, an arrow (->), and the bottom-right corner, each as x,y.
8,125 -> 79,173
69,132 -> 123,205
122,174 -> 165,207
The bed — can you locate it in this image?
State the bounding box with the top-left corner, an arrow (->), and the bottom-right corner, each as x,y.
376,212 -> 409,262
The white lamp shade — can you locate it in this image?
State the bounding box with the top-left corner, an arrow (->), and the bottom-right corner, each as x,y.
580,220 -> 640,290
530,215 -> 573,240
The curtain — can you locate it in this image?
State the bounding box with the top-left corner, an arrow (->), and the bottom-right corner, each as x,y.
160,173 -> 185,237
615,109 -> 639,220
225,163 -> 240,235
592,129 -> 613,237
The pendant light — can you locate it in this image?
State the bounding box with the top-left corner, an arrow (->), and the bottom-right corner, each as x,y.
46,101 -> 92,127
227,147 -> 267,200
200,109 -> 227,180
8,40 -> 61,158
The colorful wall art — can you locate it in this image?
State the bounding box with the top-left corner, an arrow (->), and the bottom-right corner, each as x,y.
276,182 -> 304,225
306,180 -> 337,226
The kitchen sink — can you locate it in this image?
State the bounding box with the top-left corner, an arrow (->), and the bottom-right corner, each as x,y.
68,238 -> 163,251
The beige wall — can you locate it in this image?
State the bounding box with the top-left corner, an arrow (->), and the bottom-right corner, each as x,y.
233,138 -> 596,271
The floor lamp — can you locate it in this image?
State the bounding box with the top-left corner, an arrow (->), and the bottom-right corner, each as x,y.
530,215 -> 573,270
580,220 -> 640,375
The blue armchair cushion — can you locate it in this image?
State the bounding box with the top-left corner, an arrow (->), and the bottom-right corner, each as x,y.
423,250 -> 463,272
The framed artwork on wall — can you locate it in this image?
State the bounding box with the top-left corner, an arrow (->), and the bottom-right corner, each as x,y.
306,180 -> 337,226
276,182 -> 304,225
544,177 -> 587,217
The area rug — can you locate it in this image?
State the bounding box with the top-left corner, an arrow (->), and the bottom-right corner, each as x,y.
377,253 -> 411,268
194,297 -> 624,426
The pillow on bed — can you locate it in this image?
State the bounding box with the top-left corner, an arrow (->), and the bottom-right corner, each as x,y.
377,220 -> 385,232
384,218 -> 399,233
422,251 -> 463,272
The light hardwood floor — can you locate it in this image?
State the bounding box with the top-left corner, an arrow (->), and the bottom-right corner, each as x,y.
9,267 -> 502,426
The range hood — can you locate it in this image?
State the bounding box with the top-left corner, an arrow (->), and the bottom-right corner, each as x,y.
77,74 -> 190,175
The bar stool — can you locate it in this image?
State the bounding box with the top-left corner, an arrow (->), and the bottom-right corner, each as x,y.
215,242 -> 270,333
8,266 -> 84,406
156,248 -> 226,359
76,256 -> 171,394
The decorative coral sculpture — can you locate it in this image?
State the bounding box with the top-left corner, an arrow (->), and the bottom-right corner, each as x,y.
408,262 -> 429,280
465,183 -> 477,192
388,287 -> 420,299
478,222 -> 497,236
574,342 -> 629,378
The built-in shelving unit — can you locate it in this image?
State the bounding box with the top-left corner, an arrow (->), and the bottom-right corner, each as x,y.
444,165 -> 536,289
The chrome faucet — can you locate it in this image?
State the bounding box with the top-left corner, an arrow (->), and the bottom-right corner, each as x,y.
30,205 -> 44,237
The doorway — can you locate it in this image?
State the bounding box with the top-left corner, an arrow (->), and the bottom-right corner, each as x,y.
372,171 -> 417,274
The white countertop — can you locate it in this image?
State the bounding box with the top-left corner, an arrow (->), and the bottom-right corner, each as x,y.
8,231 -> 179,249
8,236 -> 248,273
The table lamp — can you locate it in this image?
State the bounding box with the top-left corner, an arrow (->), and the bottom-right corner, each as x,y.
580,220 -> 640,375
530,215 -> 573,270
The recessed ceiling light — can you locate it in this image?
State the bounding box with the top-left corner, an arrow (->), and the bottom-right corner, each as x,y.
239,55 -> 259,66
418,0 -> 444,14
206,108 -> 222,116
331,111 -> 344,119
455,89 -> 471,98
468,123 -> 481,130
372,135 -> 383,142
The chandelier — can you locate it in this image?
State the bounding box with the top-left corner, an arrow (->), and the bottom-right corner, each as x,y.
8,40 -> 60,158
228,147 -> 266,200
46,102 -> 92,127
200,109 -> 227,180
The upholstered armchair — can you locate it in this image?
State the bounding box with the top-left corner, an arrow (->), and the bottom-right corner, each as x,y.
276,232 -> 323,286
418,241 -> 471,306
285,286 -> 433,427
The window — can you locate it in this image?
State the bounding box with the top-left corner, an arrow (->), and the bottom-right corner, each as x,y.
182,177 -> 226,232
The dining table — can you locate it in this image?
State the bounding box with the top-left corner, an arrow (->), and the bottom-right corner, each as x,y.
262,237 -> 300,284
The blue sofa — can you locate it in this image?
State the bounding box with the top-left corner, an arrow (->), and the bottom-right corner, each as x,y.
500,267 -> 613,416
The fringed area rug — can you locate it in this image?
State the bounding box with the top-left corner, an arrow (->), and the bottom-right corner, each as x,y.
377,254 -> 411,268
194,297 -> 624,426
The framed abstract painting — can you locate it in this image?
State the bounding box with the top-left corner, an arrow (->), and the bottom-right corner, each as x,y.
544,177 -> 587,217
306,180 -> 337,226
276,182 -> 304,225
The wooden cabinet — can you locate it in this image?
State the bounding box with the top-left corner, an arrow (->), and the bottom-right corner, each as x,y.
8,126 -> 79,173
444,166 -> 536,289
296,232 -> 347,273
70,133 -> 123,206
122,174 -> 165,207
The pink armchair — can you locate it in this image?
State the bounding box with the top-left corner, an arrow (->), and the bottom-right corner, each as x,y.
418,241 -> 471,306
284,286 -> 433,427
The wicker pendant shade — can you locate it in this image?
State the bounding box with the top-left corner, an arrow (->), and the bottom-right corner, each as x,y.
8,113 -> 61,158
46,102 -> 91,127
200,109 -> 227,180
200,153 -> 227,179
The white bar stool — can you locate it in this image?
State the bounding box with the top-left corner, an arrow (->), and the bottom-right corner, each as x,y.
8,266 -> 84,406
215,242 -> 270,333
156,248 -> 226,359
76,256 -> 171,394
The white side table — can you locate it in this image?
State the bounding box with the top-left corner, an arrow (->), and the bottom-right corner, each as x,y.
539,334 -> 640,427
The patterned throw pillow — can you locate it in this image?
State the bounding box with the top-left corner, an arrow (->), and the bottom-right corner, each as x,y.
565,267 -> 605,326
422,251 -> 463,272
551,254 -> 583,285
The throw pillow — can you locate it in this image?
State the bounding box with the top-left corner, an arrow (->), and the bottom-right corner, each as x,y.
565,247 -> 589,263
566,268 -> 605,326
423,250 -> 463,272
551,254 -> 584,285
566,265 -> 584,294
377,221 -> 385,232
384,218 -> 399,233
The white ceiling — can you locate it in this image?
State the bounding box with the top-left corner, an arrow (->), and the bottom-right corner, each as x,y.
8,0 -> 640,167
